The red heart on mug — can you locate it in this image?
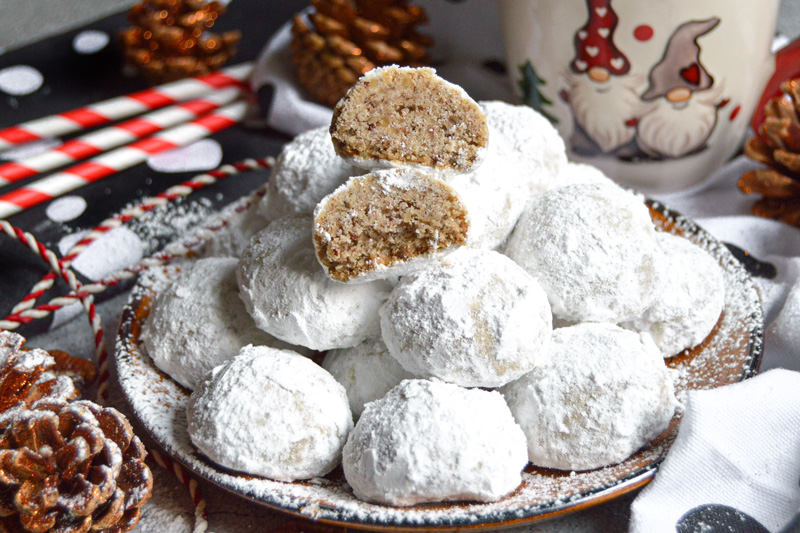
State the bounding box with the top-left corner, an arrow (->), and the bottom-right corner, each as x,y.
680,63 -> 701,85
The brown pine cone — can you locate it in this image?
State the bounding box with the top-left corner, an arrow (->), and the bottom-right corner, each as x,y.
0,401 -> 152,533
291,0 -> 433,107
0,332 -> 97,433
119,0 -> 242,83
739,78 -> 800,226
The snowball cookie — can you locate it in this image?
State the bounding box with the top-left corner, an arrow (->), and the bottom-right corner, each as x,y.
504,183 -> 662,323
187,345 -> 353,481
237,215 -> 391,350
201,204 -> 269,259
623,232 -> 725,357
330,66 -> 489,172
546,162 -> 615,192
445,126 -> 534,250
480,101 -> 567,194
380,248 -> 552,388
142,257 -> 283,390
502,323 -> 678,471
313,168 -> 470,283
322,337 -> 415,419
257,126 -> 358,223
342,379 -> 527,506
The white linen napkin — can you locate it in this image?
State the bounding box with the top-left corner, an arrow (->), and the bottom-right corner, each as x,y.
628,369 -> 800,532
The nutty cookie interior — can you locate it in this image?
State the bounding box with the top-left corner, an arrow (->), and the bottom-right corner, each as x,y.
330,66 -> 489,172
314,170 -> 470,282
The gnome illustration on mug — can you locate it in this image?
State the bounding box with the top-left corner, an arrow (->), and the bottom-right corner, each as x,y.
564,0 -> 651,157
636,18 -> 724,158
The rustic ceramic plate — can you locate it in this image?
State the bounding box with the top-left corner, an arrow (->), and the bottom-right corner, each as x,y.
115,199 -> 763,531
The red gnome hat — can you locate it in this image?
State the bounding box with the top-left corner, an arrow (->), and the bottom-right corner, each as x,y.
570,0 -> 631,76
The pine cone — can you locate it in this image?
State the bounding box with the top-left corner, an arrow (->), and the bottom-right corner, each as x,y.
0,332 -> 97,433
119,0 -> 242,83
739,78 -> 800,226
291,0 -> 433,107
0,401 -> 152,533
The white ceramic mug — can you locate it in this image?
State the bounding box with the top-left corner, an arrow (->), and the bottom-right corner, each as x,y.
499,0 -> 780,193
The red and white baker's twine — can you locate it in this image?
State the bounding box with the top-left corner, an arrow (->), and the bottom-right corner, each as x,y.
0,156 -> 273,532
0,101 -> 248,219
0,221 -> 211,532
148,449 -> 208,533
0,88 -> 243,187
0,62 -> 252,152
8,157 -> 273,318
0,220 -> 107,391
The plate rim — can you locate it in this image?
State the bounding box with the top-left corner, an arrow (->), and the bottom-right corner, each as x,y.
114,198 -> 764,530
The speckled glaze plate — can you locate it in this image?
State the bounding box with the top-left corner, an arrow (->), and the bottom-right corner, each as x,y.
115,199 -> 763,531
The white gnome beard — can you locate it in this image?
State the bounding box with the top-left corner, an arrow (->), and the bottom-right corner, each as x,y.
636,90 -> 718,158
568,72 -> 649,153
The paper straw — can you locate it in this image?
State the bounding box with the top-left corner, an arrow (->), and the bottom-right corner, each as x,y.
0,62 -> 252,152
0,100 -> 247,219
0,87 -> 243,187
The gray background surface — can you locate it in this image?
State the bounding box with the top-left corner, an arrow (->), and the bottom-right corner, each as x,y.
1,0 -> 799,52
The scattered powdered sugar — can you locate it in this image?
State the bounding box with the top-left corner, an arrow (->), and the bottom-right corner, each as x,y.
342,379 -> 528,506
129,198 -> 215,256
502,323 -> 678,471
380,248 -> 552,388
114,196 -> 761,528
187,346 -> 352,481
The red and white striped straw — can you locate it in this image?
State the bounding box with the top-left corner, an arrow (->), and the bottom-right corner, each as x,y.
0,101 -> 247,218
0,87 -> 243,187
0,62 -> 252,152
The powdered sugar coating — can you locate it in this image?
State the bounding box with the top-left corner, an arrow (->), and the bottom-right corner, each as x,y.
115,198 -> 762,527
546,162 -> 615,192
503,323 -> 677,471
258,127 -> 358,222
504,183 -> 662,322
447,126 -> 533,249
187,345 -> 353,481
322,337 -> 415,419
342,379 -> 527,506
380,248 -> 552,388
141,257 -> 281,390
237,216 -> 391,350
201,204 -> 269,258
480,100 -> 567,195
623,232 -> 725,357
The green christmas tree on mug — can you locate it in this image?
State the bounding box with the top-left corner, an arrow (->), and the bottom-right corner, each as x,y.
518,61 -> 558,124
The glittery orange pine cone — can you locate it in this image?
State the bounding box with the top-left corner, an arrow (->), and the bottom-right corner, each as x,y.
0,332 -> 97,432
0,400 -> 152,533
739,78 -> 800,226
290,0 -> 433,107
119,0 -> 241,83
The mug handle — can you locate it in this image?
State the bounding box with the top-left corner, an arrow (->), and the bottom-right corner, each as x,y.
750,36 -> 800,135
